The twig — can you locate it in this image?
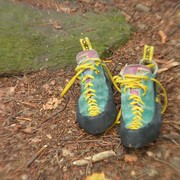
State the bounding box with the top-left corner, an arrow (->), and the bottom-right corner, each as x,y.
173,124 -> 180,133
21,101 -> 39,109
70,89 -> 78,101
16,117 -> 32,121
73,150 -> 116,166
26,145 -> 48,168
158,61 -> 179,74
154,157 -> 180,174
85,155 -> 93,176
41,97 -> 69,125
64,139 -> 103,143
163,121 -> 180,125
11,145 -> 48,174
160,134 -> 180,140
55,150 -> 63,169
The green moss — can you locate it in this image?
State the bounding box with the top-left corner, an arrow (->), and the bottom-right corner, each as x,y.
0,1 -> 132,75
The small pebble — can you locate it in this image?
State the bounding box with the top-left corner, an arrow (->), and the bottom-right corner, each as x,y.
63,166 -> 68,172
147,168 -> 158,177
131,170 -> 136,176
21,174 -> 28,180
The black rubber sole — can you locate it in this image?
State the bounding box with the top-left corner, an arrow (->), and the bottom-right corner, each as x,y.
76,75 -> 117,135
120,101 -> 162,148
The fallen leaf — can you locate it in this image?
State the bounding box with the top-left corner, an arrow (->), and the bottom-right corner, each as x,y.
8,86 -> 16,95
124,154 -> 138,163
31,137 -> 42,143
22,127 -> 33,134
49,19 -> 62,30
42,84 -> 49,90
146,151 -> 155,157
13,124 -> 22,131
158,30 -> 167,44
86,173 -> 105,180
62,148 -> 74,157
50,80 -> 56,86
43,97 -> 62,110
63,166 -> 68,172
46,134 -> 52,139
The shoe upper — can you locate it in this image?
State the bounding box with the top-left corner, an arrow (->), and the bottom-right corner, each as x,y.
76,50 -> 109,117
117,62 -> 159,130
60,46 -> 117,135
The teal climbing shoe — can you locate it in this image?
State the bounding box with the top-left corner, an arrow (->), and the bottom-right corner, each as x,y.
114,45 -> 167,148
61,38 -> 117,134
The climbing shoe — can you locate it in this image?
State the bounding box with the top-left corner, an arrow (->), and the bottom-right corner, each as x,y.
113,45 -> 167,148
61,37 -> 117,134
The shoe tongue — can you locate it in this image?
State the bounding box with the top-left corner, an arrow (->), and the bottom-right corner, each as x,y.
76,50 -> 99,84
123,64 -> 151,75
76,50 -> 99,65
123,65 -> 151,96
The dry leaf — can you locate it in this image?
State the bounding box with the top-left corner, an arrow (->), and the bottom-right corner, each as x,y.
49,19 -> 62,30
124,154 -> 138,163
43,97 -> 62,110
31,137 -> 42,143
62,148 -> 74,157
13,124 -> 22,131
22,127 -> 33,134
158,30 -> 167,44
86,173 -> 105,180
8,86 -> 16,95
42,84 -> 49,90
146,151 -> 155,157
50,80 -> 56,86
46,134 -> 52,139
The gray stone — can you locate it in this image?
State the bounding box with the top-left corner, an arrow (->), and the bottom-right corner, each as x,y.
0,0 -> 132,75
135,3 -> 151,12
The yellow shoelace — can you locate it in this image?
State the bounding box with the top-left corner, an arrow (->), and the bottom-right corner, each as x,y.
113,74 -> 168,130
60,58 -> 117,117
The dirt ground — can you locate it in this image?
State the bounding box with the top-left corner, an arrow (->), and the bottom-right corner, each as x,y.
0,0 -> 180,179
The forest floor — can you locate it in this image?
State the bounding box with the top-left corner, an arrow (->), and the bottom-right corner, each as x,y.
0,0 -> 180,179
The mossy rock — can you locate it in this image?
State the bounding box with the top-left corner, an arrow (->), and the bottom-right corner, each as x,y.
0,0 -> 132,75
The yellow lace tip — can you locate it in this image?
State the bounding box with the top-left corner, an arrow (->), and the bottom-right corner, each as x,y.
146,63 -> 155,69
116,120 -> 120,124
